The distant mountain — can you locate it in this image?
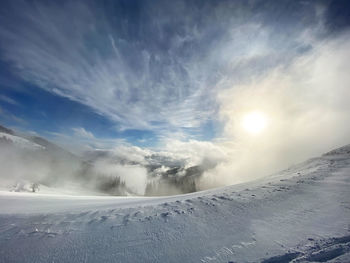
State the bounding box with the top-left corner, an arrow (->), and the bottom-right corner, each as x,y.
323,144 -> 350,156
84,148 -> 206,196
0,124 -> 210,196
29,135 -> 81,162
0,125 -> 80,161
0,131 -> 44,150
0,124 -> 85,191
0,124 -> 14,135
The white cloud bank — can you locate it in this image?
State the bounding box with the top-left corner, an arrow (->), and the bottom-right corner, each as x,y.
197,32 -> 350,189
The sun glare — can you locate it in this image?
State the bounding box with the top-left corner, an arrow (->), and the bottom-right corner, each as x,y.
242,111 -> 268,135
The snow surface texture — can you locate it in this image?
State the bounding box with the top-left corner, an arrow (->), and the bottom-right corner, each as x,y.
0,146 -> 350,262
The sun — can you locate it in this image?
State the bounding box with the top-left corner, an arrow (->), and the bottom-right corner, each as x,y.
242,111 -> 268,135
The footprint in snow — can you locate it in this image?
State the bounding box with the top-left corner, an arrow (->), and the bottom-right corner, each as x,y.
161,212 -> 172,222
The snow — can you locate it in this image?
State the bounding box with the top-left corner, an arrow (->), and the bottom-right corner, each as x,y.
0,146 -> 350,262
0,132 -> 44,150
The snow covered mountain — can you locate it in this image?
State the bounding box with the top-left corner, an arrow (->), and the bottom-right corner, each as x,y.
0,144 -> 349,262
0,131 -> 45,150
0,125 -> 209,196
0,127 -> 87,194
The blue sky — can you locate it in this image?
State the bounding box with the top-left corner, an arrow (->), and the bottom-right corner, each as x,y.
0,0 -> 349,151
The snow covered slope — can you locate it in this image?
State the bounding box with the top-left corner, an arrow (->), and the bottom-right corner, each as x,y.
0,145 -> 350,262
0,132 -> 44,150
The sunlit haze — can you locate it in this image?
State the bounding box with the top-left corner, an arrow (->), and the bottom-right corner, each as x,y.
242,111 -> 268,135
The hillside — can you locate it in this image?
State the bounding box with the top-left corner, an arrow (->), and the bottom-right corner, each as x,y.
0,145 -> 349,262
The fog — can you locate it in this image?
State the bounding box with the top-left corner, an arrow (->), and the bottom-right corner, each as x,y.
0,133 -> 214,196
198,31 -> 350,189
0,142 -> 81,193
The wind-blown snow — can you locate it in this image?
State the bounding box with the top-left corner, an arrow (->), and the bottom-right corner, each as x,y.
0,132 -> 44,150
0,145 -> 349,262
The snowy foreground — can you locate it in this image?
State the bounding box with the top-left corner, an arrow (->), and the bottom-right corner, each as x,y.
1,147 -> 350,262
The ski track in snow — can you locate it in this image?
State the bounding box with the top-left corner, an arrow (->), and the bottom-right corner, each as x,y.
0,149 -> 350,262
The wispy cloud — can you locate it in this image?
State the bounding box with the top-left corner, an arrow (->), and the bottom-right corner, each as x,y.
0,95 -> 19,106
72,127 -> 95,139
0,0 -> 326,138
0,105 -> 26,125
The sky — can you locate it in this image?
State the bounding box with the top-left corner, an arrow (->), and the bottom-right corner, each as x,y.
1,0 -> 350,186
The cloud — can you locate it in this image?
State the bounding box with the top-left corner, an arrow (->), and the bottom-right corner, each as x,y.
0,1 -> 216,135
92,160 -> 148,195
45,130 -> 127,155
198,31 -> 350,189
0,105 -> 26,125
0,0 -> 326,139
72,127 -> 95,139
83,140 -> 228,195
159,139 -> 228,169
0,95 -> 19,106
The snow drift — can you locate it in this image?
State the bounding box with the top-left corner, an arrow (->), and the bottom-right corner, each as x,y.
0,143 -> 349,262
